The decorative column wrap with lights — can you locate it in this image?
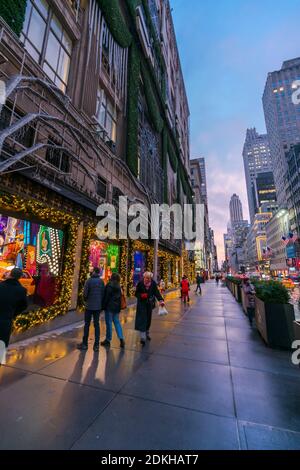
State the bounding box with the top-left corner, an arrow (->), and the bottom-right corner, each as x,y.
0,192 -> 80,333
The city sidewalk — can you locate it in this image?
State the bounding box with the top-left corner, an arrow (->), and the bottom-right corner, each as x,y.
0,282 -> 300,450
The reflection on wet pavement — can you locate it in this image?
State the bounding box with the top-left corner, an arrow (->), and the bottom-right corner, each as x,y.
1,283 -> 300,450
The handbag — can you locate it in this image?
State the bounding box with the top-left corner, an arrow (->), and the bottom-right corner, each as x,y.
120,288 -> 127,310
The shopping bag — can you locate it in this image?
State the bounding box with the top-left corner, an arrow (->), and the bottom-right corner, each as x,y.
121,290 -> 127,310
0,340 -> 6,365
158,305 -> 168,316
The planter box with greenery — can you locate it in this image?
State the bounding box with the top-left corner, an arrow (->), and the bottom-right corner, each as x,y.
254,281 -> 295,349
226,277 -> 242,301
240,287 -> 248,314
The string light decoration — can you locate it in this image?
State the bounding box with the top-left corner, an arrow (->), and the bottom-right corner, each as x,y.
158,249 -> 181,288
36,226 -> 62,275
0,192 -> 80,333
77,223 -> 95,310
78,226 -> 125,305
182,248 -> 196,283
120,239 -> 129,295
127,240 -> 154,296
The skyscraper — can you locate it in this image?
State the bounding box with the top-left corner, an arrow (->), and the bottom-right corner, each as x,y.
242,128 -> 274,222
191,157 -> 208,207
230,194 -> 243,224
191,157 -> 211,271
263,58 -> 300,208
254,171 -> 277,214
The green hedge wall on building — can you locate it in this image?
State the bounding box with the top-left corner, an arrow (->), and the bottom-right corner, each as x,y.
0,0 -> 27,36
167,135 -> 179,173
141,61 -> 164,133
0,0 -> 193,201
126,0 -> 142,20
96,0 -> 132,48
126,42 -> 140,176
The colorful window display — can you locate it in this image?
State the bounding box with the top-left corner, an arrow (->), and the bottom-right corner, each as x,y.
0,214 -> 64,308
89,240 -> 120,283
133,250 -> 147,287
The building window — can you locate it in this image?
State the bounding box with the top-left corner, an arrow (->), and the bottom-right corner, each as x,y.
97,176 -> 107,199
46,137 -> 70,173
96,89 -> 117,143
21,0 -> 72,92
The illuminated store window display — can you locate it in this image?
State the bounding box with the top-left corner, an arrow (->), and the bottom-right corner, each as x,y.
0,214 -> 64,308
89,240 -> 120,284
132,250 -> 147,287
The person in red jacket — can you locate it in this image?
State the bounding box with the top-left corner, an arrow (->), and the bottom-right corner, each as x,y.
181,275 -> 190,304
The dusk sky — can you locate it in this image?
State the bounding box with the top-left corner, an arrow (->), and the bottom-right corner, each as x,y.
171,0 -> 300,262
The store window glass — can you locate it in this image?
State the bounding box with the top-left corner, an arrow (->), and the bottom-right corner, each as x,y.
21,0 -> 72,93
89,241 -> 120,284
96,89 -> 117,143
133,251 -> 147,287
0,214 -> 64,309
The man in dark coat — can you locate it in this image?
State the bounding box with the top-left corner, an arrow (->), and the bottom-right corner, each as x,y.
195,272 -> 203,295
135,272 -> 164,346
0,268 -> 28,348
77,267 -> 105,352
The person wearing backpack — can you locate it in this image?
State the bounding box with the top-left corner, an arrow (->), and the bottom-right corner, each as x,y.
77,267 -> 105,352
101,272 -> 125,349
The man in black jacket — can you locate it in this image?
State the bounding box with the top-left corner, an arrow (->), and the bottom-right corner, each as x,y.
0,268 -> 28,348
77,267 -> 105,352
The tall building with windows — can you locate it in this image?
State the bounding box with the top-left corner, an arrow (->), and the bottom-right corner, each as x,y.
242,128 -> 274,222
0,0 -> 194,334
286,144 -> 300,232
226,195 -> 249,272
229,194 -> 243,224
263,58 -> 300,209
223,229 -> 233,272
244,209 -> 273,272
190,157 -> 211,272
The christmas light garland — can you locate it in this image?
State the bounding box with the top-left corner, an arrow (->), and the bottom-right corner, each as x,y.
127,240 -> 154,296
0,192 -> 80,332
158,249 -> 181,288
77,223 -> 95,310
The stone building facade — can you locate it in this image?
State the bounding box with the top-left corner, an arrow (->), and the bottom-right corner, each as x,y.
0,0 -> 193,332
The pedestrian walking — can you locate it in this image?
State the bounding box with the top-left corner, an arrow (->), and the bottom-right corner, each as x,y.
195,272 -> 203,295
0,268 -> 28,358
135,272 -> 164,346
159,278 -> 166,296
215,274 -> 220,286
242,278 -> 256,326
181,275 -> 190,303
77,267 -> 105,352
101,273 -> 125,349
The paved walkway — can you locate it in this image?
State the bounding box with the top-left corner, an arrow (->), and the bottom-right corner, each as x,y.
0,282 -> 300,450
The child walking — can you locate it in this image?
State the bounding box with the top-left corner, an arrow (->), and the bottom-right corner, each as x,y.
181,275 -> 190,304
